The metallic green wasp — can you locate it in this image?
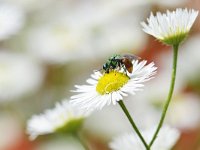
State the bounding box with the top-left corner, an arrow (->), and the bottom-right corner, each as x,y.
102,54 -> 140,73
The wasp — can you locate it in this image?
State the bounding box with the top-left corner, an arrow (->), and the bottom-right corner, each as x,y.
102,54 -> 140,73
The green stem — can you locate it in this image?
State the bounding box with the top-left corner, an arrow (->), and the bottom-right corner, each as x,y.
74,132 -> 90,150
149,44 -> 179,148
118,100 -> 149,150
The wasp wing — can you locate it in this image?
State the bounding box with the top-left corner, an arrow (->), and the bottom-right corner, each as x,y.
122,54 -> 141,61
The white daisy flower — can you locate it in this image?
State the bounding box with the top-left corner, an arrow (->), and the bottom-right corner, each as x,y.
70,59 -> 157,111
141,8 -> 198,45
27,100 -> 89,140
109,126 -> 180,150
0,3 -> 25,40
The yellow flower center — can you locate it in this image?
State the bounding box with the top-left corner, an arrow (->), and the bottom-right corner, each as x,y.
96,71 -> 130,95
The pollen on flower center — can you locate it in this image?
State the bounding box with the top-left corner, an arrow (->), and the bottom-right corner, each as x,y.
96,71 -> 130,95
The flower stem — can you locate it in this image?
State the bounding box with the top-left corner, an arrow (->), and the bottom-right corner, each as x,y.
149,44 -> 179,148
74,132 -> 90,150
118,100 -> 149,150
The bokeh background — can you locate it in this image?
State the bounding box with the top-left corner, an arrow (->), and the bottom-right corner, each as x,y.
0,0 -> 200,150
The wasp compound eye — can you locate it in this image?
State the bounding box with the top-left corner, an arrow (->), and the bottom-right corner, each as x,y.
103,64 -> 107,70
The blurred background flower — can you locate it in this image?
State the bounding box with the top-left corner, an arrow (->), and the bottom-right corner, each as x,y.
0,3 -> 25,41
0,51 -> 45,101
0,0 -> 200,150
109,125 -> 180,150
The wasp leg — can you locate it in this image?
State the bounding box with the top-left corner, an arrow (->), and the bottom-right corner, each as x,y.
122,65 -> 127,75
115,59 -> 122,72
